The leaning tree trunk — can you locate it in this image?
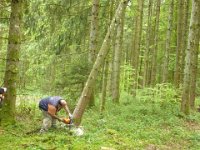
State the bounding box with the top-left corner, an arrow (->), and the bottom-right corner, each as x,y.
181,0 -> 200,114
162,0 -> 174,83
88,0 -> 100,107
73,0 -> 129,126
1,0 -> 22,125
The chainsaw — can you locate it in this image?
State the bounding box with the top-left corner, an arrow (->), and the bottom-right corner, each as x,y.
63,116 -> 73,129
63,116 -> 84,136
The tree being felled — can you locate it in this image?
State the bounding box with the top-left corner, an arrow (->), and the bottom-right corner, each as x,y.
72,0 -> 130,126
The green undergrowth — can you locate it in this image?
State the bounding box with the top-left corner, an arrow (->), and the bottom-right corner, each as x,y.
1,86 -> 200,150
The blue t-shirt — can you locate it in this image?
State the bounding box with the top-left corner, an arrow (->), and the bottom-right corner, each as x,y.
39,96 -> 63,111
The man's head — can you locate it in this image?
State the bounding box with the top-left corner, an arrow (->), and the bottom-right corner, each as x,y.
0,87 -> 7,94
0,87 -> 6,102
59,99 -> 67,106
57,99 -> 67,111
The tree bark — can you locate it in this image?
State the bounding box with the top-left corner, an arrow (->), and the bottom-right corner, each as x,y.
1,0 -> 22,125
180,0 -> 190,85
72,0 -> 129,126
131,0 -> 144,95
150,0 -> 161,86
112,1 -> 126,103
190,43 -> 198,109
100,60 -> 109,112
181,0 -> 200,114
174,0 -> 185,87
162,0 -> 174,83
143,0 -> 153,87
88,0 -> 100,107
106,0 -> 115,97
189,0 -> 200,110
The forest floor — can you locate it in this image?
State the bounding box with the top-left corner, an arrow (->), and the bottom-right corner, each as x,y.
0,92 -> 200,150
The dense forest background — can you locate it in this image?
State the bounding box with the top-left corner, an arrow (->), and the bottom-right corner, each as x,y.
0,0 -> 200,149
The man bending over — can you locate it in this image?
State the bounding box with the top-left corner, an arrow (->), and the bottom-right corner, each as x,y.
39,96 -> 72,133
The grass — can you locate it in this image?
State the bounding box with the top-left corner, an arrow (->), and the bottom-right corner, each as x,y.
1,87 -> 200,150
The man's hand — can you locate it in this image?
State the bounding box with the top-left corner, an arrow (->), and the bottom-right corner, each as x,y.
57,117 -> 70,123
69,113 -> 73,119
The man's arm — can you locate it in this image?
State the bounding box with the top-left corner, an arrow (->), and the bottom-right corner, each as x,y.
63,103 -> 72,117
51,114 -> 62,121
48,104 -> 62,121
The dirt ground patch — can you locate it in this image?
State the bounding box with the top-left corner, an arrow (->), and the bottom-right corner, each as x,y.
185,121 -> 200,131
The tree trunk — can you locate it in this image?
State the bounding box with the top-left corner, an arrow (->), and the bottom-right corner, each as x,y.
190,45 -> 199,109
106,0 -> 115,97
180,0 -> 190,85
181,0 -> 200,114
72,0 -> 129,126
112,1 -> 126,103
0,4 -> 7,81
162,0 -> 174,83
174,0 -> 185,87
88,0 -> 100,107
100,60 -> 109,112
189,0 -> 200,110
131,0 -> 144,95
1,0 -> 22,125
143,0 -> 153,87
150,0 -> 161,86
